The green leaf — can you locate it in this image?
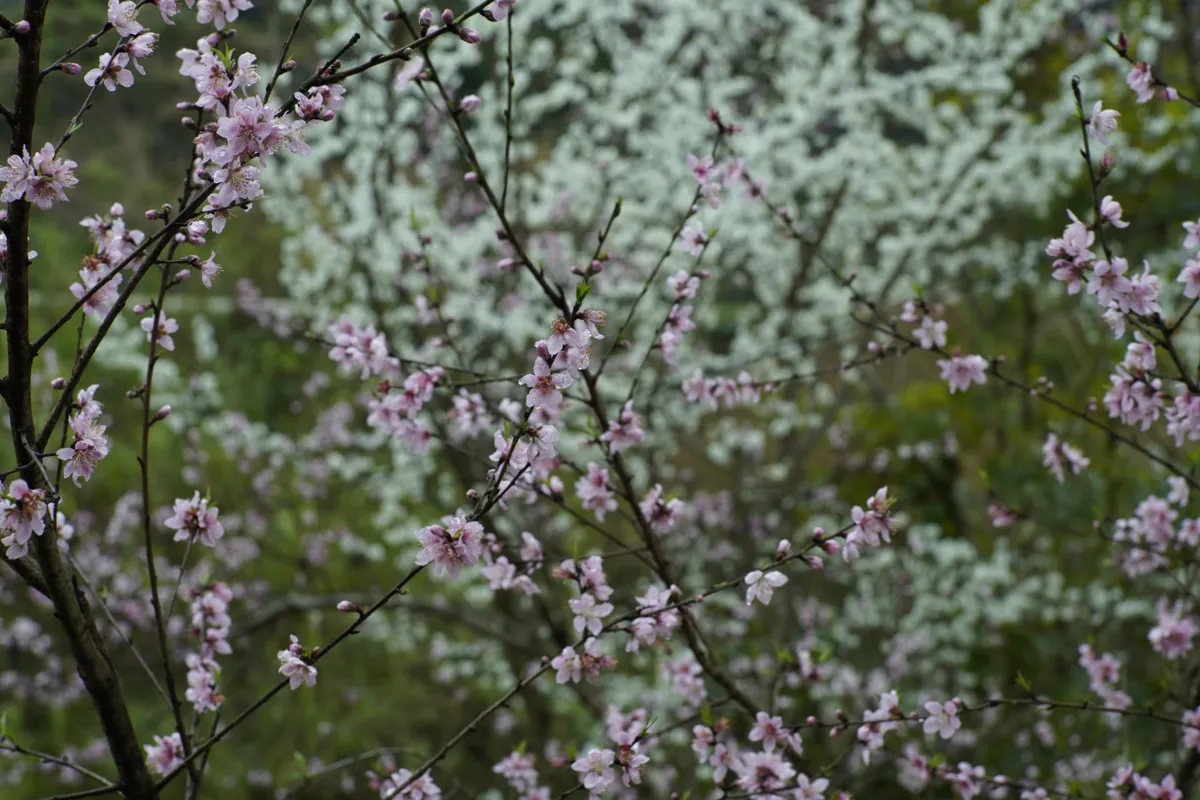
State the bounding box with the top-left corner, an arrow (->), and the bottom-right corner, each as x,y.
1015,671 -> 1032,691
700,705 -> 712,726
576,281 -> 592,304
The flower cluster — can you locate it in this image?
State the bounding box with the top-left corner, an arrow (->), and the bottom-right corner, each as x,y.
0,479 -> 50,559
183,582 -> 233,713
56,384 -> 110,486
0,144 -> 79,210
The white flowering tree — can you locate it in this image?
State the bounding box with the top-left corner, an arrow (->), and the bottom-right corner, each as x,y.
3,0 -> 1200,798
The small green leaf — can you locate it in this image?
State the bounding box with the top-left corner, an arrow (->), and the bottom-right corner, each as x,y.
576,281 -> 592,304
1015,671 -> 1032,691
700,705 -> 712,726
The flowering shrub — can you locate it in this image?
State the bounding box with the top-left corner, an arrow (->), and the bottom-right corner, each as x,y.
4,1 -> 1200,799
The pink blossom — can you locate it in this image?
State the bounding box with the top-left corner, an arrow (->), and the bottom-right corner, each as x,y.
85,52 -> 135,91
568,591 -> 614,636
277,634 -> 317,689
1184,220 -> 1200,250
575,462 -> 618,521
744,570 -> 787,606
571,748 -> 615,795
732,749 -> 795,796
143,733 -> 184,776
195,0 -> 253,30
141,314 -> 179,351
639,484 -> 685,533
1041,433 -> 1089,483
1149,597 -> 1197,659
519,357 -> 572,409
107,0 -> 144,37
1089,101 -> 1120,144
600,400 -> 645,451
414,517 -> 485,577
1178,256 -> 1200,298
0,480 -> 48,559
0,144 -> 80,210
1127,62 -> 1156,103
56,411 -> 110,486
680,224 -> 708,257
1099,195 -> 1129,228
937,354 -> 988,393
794,773 -> 830,799
165,491 -> 224,547
922,700 -> 961,739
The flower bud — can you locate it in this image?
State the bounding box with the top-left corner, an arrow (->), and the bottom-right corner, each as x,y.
464,171 -> 478,182
133,304 -> 146,314
51,377 -> 66,390
15,20 -> 30,34
62,62 -> 81,75
151,405 -> 171,424
459,94 -> 481,112
337,600 -> 358,612
441,8 -> 455,24
282,59 -> 297,73
775,539 -> 791,560
419,7 -> 433,34
457,27 -> 482,44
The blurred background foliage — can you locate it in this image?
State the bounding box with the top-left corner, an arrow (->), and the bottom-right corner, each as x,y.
3,0 -> 1200,797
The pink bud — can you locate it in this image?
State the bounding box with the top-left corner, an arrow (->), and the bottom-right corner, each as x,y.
145,209 -> 160,220
15,20 -> 30,34
133,304 -> 146,314
804,555 -> 824,570
775,539 -> 791,560
535,340 -> 552,360
337,600 -> 357,612
62,63 -> 81,75
459,94 -> 481,112
151,405 -> 171,423
51,377 -> 66,390
419,7 -> 433,34
282,59 -> 297,73
441,8 -> 455,24
457,27 -> 482,44
464,171 -> 478,182
806,716 -> 818,726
